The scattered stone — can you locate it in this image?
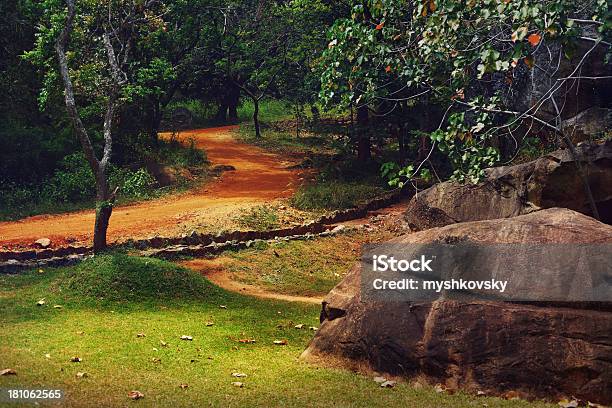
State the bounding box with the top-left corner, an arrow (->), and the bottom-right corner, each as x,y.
0,368 -> 16,376
180,335 -> 193,341
76,372 -> 88,378
294,324 -> 304,329
373,376 -> 386,384
232,373 -> 247,378
36,298 -> 45,306
231,382 -> 244,388
380,380 -> 396,388
34,238 -> 51,248
273,340 -> 288,345
136,333 -> 146,338
179,384 -> 189,389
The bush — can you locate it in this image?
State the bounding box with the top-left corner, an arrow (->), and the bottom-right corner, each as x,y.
291,181 -> 384,210
63,254 -> 216,301
45,153 -> 95,202
235,205 -> 280,231
157,136 -> 207,168
109,167 -> 156,199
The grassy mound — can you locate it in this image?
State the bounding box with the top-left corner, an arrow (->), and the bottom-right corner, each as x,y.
63,254 -> 214,301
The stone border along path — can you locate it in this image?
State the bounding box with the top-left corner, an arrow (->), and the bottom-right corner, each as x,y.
0,190 -> 406,273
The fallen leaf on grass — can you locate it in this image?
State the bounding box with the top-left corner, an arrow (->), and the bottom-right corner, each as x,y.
76,372 -> 88,378
434,384 -> 446,393
219,305 -> 227,309
309,327 -> 318,331
180,335 -> 193,341
0,368 -> 16,376
128,390 -> 144,400
273,340 -> 288,345
136,333 -> 146,338
45,353 -> 51,359
237,339 -> 256,344
294,324 -> 304,329
53,305 -> 63,309
160,340 -> 168,347
380,380 -> 396,388
179,384 -> 188,389
152,358 -> 161,364
476,390 -> 486,396
373,376 -> 386,384
231,382 -> 244,388
232,373 -> 247,378
205,322 -> 214,327
36,298 -> 46,306
70,357 -> 82,363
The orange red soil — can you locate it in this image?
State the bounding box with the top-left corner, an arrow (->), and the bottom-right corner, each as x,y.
0,126 -> 300,250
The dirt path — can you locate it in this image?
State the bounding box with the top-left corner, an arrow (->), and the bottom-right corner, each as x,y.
0,126 -> 300,250
181,258 -> 323,304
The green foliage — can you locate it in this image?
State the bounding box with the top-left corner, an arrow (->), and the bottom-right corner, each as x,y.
46,153 -> 95,202
381,162 -> 432,188
62,254 -> 215,301
291,181 -> 384,210
235,205 -> 280,231
238,99 -> 294,124
111,168 -> 156,199
319,0 -> 609,182
156,137 -> 207,168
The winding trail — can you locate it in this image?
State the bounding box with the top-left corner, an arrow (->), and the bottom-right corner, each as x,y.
0,126 -> 300,250
182,258 -> 323,304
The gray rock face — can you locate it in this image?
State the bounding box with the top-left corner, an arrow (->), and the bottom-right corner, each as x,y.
302,209 -> 612,404
405,140 -> 612,230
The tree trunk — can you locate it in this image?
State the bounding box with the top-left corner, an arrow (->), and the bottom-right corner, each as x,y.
216,102 -> 228,123
149,101 -> 161,146
227,83 -> 240,123
395,123 -> 406,163
228,104 -> 238,122
356,105 -> 371,161
93,172 -> 113,253
253,97 -> 261,138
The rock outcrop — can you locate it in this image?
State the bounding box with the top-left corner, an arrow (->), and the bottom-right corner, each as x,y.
405,140 -> 612,230
302,209 -> 612,404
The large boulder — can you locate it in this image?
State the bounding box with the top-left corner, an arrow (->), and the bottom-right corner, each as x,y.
405,140 -> 612,230
302,209 -> 612,404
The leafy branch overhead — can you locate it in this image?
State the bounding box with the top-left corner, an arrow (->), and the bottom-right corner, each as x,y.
319,0 -> 610,183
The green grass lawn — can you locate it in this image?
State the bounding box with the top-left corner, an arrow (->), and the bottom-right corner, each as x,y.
0,255 -> 552,407
223,231 -> 397,297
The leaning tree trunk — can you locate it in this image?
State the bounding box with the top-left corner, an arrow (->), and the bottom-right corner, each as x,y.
253,97 -> 261,138
93,171 -> 114,253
